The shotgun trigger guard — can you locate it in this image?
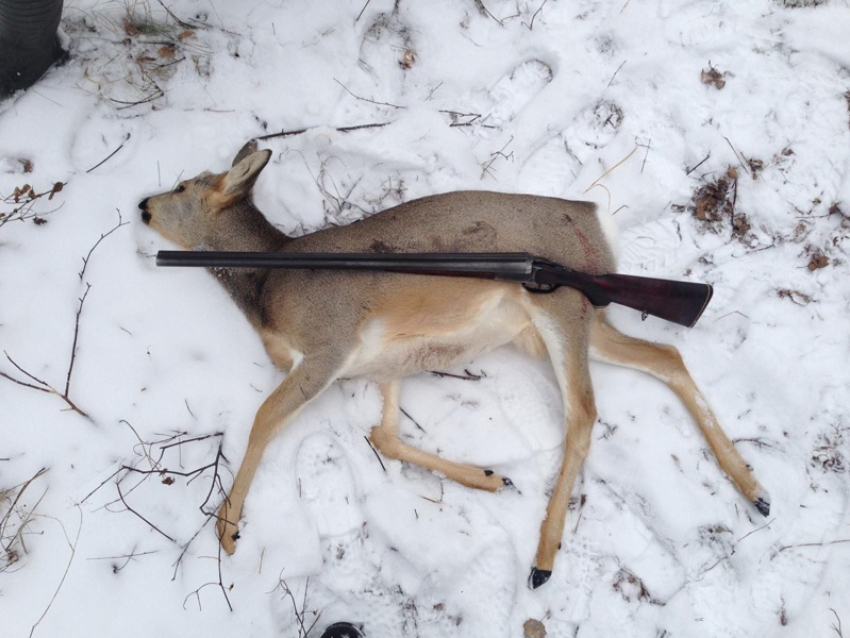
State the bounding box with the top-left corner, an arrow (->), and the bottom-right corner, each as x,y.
522,281 -> 560,294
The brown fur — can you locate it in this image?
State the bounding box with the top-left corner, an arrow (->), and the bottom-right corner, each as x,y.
139,146 -> 769,589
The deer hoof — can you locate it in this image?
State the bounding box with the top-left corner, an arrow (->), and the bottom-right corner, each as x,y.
217,519 -> 239,555
753,494 -> 771,517
528,567 -> 552,589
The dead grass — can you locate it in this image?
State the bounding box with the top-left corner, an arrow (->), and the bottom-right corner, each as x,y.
1,468 -> 48,573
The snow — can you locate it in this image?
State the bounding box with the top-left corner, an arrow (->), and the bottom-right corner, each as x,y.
2,0 -> 849,636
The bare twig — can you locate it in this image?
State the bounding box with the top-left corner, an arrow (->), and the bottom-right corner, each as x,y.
28,507 -> 82,638
524,0 -> 550,30
334,79 -> 405,109
1,468 -> 49,572
64,284 -> 91,400
1,351 -> 90,419
686,153 -> 711,176
86,134 -> 132,173
275,578 -> 322,637
607,60 -> 626,88
774,538 -> 850,556
474,0 -> 505,25
256,121 -> 392,141
364,436 -> 387,472
117,482 -> 175,542
400,407 -> 427,434
429,368 -> 484,381
639,138 -> 652,173
1,212 -> 127,420
832,608 -> 844,638
87,547 -> 159,573
735,518 -> 775,544
355,0 -> 372,22
722,135 -> 748,171
481,136 -> 515,179
153,0 -> 193,28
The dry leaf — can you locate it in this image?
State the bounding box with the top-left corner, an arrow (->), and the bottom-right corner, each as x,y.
808,252 -> 830,271
123,17 -> 138,36
700,66 -> 726,89
400,49 -> 417,69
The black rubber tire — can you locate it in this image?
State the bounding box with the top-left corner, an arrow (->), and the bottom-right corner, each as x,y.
319,622 -> 365,638
0,0 -> 66,98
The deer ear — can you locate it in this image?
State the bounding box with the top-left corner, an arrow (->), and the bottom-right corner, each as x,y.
232,139 -> 258,167
221,149 -> 271,199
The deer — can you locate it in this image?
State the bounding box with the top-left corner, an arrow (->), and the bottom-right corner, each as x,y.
138,143 -> 770,589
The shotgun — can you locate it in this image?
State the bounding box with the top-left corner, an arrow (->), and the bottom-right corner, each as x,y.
156,251 -> 713,328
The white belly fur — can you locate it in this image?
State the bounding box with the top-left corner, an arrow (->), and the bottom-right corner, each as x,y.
342,289 -> 533,382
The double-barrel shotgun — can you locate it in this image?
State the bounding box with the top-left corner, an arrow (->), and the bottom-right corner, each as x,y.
156,251 -> 713,328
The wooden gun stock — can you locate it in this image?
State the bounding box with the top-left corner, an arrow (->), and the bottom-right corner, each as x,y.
531,263 -> 713,328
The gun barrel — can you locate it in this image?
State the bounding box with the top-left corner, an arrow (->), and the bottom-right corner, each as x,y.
156,250 -> 534,281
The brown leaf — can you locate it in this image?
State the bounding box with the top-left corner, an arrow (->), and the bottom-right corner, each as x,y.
13,184 -> 31,203
523,619 -> 547,638
748,158 -> 765,178
33,217 -> 48,225
158,45 -> 176,59
177,30 -> 196,40
808,252 -> 830,271
700,66 -> 726,89
732,213 -> 750,238
48,182 -> 64,201
400,49 -> 417,69
19,158 -> 34,173
123,17 -> 138,36
161,476 -> 175,485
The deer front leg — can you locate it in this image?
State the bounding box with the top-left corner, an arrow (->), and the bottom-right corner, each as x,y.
369,380 -> 512,491
217,355 -> 341,554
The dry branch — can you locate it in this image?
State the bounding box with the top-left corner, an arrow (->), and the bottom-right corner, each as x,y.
28,507 -> 82,638
1,468 -> 48,573
0,212 -> 127,420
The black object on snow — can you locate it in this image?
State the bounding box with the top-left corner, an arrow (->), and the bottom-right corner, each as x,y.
319,622 -> 365,638
0,0 -> 66,99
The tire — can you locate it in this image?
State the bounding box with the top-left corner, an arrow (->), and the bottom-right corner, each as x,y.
0,0 -> 65,98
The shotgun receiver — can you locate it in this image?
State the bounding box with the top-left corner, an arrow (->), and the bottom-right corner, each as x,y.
156,251 -> 713,328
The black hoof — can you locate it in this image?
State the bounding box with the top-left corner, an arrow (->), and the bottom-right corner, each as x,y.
484,469 -> 494,476
502,477 -> 514,488
753,496 -> 770,517
320,622 -> 364,638
528,567 -> 551,589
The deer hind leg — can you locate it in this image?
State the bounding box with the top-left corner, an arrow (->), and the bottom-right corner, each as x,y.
217,355 -> 342,554
589,312 -> 770,517
369,379 -> 511,491
528,296 -> 598,589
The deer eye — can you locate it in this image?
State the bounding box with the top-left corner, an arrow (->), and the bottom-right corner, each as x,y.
174,184 -> 186,194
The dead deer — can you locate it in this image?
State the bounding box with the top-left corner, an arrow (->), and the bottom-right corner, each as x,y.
138,144 -> 769,589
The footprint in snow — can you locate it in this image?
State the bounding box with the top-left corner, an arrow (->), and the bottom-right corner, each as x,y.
476,59 -> 554,126
749,474 -> 848,625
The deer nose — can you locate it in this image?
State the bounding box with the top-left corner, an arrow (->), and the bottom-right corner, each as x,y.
138,198 -> 152,224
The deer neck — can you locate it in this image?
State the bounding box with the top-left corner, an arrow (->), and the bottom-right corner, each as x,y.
203,201 -> 288,328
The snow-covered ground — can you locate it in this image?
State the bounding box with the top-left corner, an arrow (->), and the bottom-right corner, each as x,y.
2,0 -> 849,636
